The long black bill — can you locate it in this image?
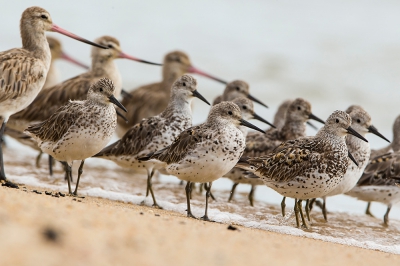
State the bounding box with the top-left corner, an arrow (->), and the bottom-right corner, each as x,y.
192,90 -> 210,105
347,126 -> 368,143
247,94 -> 268,108
109,95 -> 127,112
368,125 -> 390,143
308,113 -> 325,124
253,113 -> 276,128
239,119 -> 265,134
306,121 -> 318,130
348,151 -> 359,166
116,109 -> 129,123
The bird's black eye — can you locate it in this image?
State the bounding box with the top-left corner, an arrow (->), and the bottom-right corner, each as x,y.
297,106 -> 301,110
100,88 -> 103,92
41,15 -> 48,19
357,119 -> 361,123
107,44 -> 113,48
242,105 -> 247,110
336,119 -> 339,123
183,82 -> 186,87
228,111 -> 233,115
236,87 -> 240,91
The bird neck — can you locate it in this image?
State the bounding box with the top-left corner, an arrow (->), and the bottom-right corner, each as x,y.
20,24 -> 51,66
162,66 -> 186,87
162,93 -> 193,120
280,119 -> 307,140
316,127 -> 345,144
91,55 -> 117,76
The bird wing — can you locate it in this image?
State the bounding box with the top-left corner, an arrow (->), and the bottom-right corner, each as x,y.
357,152 -> 400,186
96,115 -> 165,157
11,73 -> 94,122
244,130 -> 282,157
119,82 -> 166,130
243,137 -> 325,183
0,49 -> 45,103
25,101 -> 86,143
142,125 -> 206,164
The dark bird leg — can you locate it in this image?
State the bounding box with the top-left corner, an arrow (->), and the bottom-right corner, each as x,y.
248,185 -> 256,207
201,182 -> 213,221
204,182 -> 216,201
48,155 -> 54,177
64,162 -> 72,195
365,202 -> 375,217
383,204 -> 391,227
73,160 -> 85,196
185,181 -> 197,219
63,162 -> 73,182
281,197 -> 286,217
321,197 -> 328,221
308,198 -> 316,211
228,183 -> 239,202
294,198 -> 300,228
35,151 -> 43,168
305,199 -> 311,221
147,168 -> 161,209
0,121 -> 18,188
297,199 -> 310,229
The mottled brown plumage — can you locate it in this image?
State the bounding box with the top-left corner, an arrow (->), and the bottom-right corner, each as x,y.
117,51 -> 225,137
25,78 -> 125,195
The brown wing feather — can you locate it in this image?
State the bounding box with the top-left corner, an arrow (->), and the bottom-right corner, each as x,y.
96,116 -> 165,157
244,130 -> 282,157
146,126 -> 205,164
0,49 -> 44,103
118,82 -> 166,131
246,137 -> 324,182
11,73 -> 93,122
357,152 -> 400,186
25,101 -> 85,142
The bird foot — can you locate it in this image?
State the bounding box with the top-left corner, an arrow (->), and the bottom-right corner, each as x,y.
152,204 -> 163,209
1,180 -> 19,189
200,215 -> 215,222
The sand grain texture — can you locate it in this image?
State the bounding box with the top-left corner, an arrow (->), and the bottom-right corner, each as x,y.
0,186 -> 398,266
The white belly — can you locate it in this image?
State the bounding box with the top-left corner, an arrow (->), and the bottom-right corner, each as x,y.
345,185 -> 400,205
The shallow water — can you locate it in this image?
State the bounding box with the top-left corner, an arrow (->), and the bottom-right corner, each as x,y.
4,138 -> 400,254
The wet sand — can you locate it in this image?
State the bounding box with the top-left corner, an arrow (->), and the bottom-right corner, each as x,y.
0,184 -> 399,266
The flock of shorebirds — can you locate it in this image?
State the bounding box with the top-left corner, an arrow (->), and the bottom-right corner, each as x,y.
1,6 -> 399,229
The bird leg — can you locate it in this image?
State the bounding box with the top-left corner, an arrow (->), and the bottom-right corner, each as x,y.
35,151 -> 43,168
365,202 -> 375,217
305,199 -> 311,221
147,168 -> 162,209
64,162 -> 72,195
72,160 -> 85,196
48,155 -> 54,177
308,198 -> 316,211
248,185 -> 256,207
201,182 -> 213,221
185,181 -> 197,219
189,182 -> 196,199
321,197 -> 327,221
228,183 -> 239,202
294,198 -> 300,228
281,197 -> 286,217
383,205 -> 391,227
0,121 -> 18,188
63,162 -> 73,182
297,199 -> 310,229
204,182 -> 216,201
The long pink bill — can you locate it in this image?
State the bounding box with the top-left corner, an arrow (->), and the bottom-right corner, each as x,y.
61,52 -> 89,69
51,24 -> 109,49
118,52 -> 162,66
188,66 -> 227,84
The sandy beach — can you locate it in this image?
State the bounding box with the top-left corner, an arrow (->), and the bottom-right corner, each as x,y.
0,184 -> 399,266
